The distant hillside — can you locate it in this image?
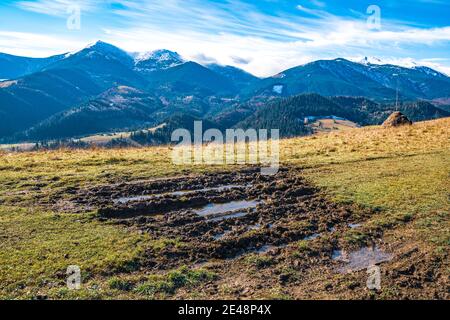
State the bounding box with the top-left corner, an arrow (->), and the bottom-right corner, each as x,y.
0,42 -> 148,138
431,98 -> 450,112
380,101 -> 450,124
46,41 -> 147,90
246,58 -> 450,101
16,86 -> 162,141
13,87 -> 231,142
206,64 -> 259,89
236,94 -> 360,137
1,41 -> 450,143
245,59 -> 396,99
331,97 -> 450,125
146,61 -> 237,96
0,68 -> 103,137
131,113 -> 223,145
436,105 -> 450,112
235,94 -> 450,138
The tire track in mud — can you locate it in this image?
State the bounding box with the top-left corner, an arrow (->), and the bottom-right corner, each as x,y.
63,167 -> 374,271
46,167 -> 448,299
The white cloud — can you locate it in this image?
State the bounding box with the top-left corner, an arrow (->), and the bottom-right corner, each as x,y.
419,61 -> 450,76
16,0 -> 98,16
97,1 -> 450,76
309,0 -> 326,8
349,56 -> 450,76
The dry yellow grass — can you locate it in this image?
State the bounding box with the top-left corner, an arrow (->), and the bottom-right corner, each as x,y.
282,117 -> 449,167
310,119 -> 359,133
0,117 -> 448,299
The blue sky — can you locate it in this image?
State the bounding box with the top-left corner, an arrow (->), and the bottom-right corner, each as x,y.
0,0 -> 449,76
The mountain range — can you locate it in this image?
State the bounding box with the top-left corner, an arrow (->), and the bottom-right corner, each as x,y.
1,41 -> 449,143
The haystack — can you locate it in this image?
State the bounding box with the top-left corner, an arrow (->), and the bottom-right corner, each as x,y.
383,112 -> 412,127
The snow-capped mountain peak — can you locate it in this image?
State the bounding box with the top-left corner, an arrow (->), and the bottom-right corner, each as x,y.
134,49 -> 182,64
358,56 -> 384,66
84,41 -> 126,54
412,65 -> 446,78
85,40 -> 108,49
353,56 -> 421,69
351,56 -> 448,77
64,40 -> 131,61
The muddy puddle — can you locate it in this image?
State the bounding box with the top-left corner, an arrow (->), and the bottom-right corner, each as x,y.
248,223 -> 262,231
333,246 -> 393,273
115,195 -> 154,204
213,231 -> 232,240
255,244 -> 287,254
115,184 -> 248,204
57,167 -> 375,271
194,200 -> 260,218
208,211 -> 249,222
303,233 -> 321,240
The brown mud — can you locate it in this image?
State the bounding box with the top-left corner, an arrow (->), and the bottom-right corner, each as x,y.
50,166 -> 448,299
59,167 -> 367,263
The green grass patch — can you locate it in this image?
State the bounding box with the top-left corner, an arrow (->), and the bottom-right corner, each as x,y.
148,238 -> 187,251
134,267 -> 217,298
303,151 -> 450,247
108,277 -> 135,291
0,206 -> 146,298
244,254 -> 275,269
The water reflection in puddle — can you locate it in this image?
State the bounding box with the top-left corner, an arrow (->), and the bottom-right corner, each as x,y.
213,230 -> 232,240
195,200 -> 260,218
256,244 -> 286,254
116,195 -> 154,204
231,243 -> 286,259
248,224 -> 261,231
208,211 -> 249,222
332,246 -> 393,273
256,245 -> 276,254
115,184 -> 248,204
332,249 -> 343,260
303,233 -> 320,240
